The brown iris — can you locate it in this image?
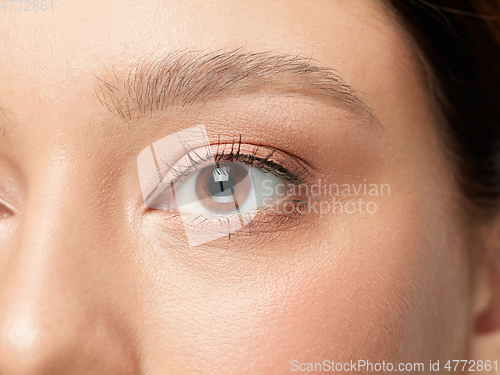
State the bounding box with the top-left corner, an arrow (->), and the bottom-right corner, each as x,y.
195,162 -> 252,214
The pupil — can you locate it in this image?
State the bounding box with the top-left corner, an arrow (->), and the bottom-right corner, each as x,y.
209,169 -> 236,197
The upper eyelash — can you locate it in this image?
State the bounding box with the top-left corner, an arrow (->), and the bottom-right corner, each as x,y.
213,135 -> 311,184
157,135 -> 311,192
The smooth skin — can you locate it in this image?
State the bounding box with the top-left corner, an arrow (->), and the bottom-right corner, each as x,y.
0,0 -> 499,374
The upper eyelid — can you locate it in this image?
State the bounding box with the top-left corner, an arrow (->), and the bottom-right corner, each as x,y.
144,142 -> 311,207
169,142 -> 309,183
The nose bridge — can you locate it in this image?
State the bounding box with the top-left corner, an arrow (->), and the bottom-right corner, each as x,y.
14,143 -> 129,257
0,160 -> 139,374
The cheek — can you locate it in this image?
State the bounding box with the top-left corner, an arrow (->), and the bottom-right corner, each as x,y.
346,209 -> 471,361
234,211 -> 466,368
233,204 -> 471,369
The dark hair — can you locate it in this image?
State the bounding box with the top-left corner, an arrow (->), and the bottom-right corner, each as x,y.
387,0 -> 500,217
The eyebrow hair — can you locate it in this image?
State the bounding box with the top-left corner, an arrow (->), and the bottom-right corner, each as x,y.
94,49 -> 375,122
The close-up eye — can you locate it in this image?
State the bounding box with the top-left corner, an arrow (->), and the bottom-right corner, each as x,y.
138,126 -> 312,245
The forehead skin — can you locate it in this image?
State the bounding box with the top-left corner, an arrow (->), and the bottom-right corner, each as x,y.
0,0 -> 472,374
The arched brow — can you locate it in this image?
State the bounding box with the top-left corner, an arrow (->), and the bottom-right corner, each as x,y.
93,49 -> 376,123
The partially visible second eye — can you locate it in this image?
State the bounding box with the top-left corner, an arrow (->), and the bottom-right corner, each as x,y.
0,205 -> 12,219
0,198 -> 15,220
155,161 -> 287,216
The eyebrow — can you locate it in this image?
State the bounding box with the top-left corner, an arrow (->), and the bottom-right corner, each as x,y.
93,49 -> 375,122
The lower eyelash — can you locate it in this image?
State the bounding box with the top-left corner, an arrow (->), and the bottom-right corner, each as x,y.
164,196 -> 316,241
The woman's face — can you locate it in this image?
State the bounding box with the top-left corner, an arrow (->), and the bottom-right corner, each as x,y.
0,0 -> 494,373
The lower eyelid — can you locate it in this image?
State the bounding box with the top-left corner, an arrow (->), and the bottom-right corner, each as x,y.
154,194 -> 315,241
